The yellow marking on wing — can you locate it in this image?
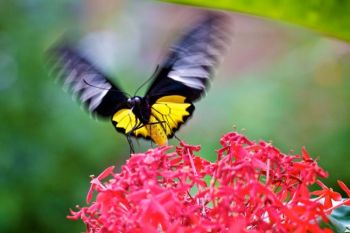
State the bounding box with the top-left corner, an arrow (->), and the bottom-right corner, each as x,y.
133,126 -> 148,137
151,95 -> 192,136
156,95 -> 187,103
112,109 -> 135,133
112,109 -> 148,137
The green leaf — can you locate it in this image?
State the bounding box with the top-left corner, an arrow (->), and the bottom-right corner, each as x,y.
161,0 -> 350,42
328,204 -> 350,232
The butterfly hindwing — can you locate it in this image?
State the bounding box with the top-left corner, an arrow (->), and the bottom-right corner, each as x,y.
150,95 -> 194,137
112,109 -> 149,138
50,45 -> 128,118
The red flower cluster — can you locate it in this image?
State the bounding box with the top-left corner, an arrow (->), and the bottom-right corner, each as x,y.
69,132 -> 350,232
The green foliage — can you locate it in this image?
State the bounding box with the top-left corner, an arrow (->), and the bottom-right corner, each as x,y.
162,0 -> 350,42
0,1 -> 130,232
323,205 -> 350,232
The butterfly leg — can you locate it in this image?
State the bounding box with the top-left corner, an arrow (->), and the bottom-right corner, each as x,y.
173,134 -> 182,142
126,122 -> 145,153
149,125 -> 154,148
147,121 -> 166,126
126,134 -> 135,154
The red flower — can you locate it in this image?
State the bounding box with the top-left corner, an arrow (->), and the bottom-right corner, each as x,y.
312,180 -> 342,210
69,131 -> 349,233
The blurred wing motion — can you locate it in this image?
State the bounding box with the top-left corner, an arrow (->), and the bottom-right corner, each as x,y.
50,45 -> 128,117
112,13 -> 230,145
49,12 -> 230,147
146,12 -> 230,103
136,13 -> 230,144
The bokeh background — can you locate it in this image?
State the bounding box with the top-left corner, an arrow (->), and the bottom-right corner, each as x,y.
1,0 -> 349,232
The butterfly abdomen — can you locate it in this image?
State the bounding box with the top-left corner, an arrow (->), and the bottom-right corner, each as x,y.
146,123 -> 168,146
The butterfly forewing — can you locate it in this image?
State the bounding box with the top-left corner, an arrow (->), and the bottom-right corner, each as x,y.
50,45 -> 128,118
146,13 -> 230,103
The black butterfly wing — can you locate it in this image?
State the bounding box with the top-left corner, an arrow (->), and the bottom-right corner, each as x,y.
50,44 -> 128,118
146,12 -> 230,103
143,13 -> 230,140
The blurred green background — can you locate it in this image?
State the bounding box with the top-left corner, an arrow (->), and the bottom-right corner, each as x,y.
1,0 -> 349,232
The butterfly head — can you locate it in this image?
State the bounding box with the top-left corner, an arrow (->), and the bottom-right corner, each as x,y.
127,96 -> 142,108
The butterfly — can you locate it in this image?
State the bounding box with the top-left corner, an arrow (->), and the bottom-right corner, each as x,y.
50,13 -> 229,149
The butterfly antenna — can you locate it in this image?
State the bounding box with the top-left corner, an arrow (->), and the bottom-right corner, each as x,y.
133,65 -> 160,96
83,79 -> 131,98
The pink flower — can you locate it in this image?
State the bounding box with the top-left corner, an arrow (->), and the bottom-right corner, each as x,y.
68,131 -> 349,233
